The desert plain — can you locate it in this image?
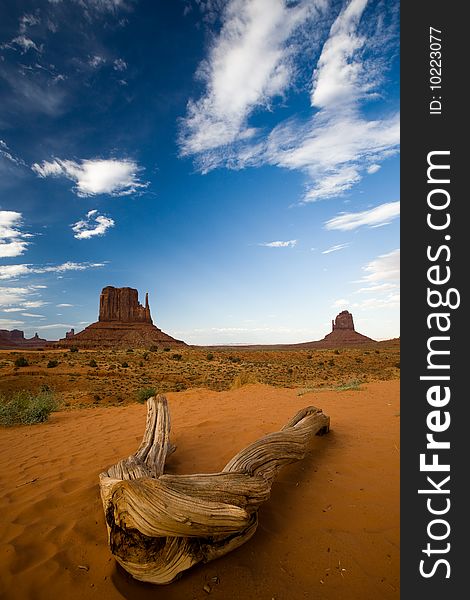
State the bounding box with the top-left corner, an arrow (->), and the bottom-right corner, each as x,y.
0,344 -> 399,599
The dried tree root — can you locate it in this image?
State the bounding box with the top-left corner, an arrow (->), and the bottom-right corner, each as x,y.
99,395 -> 330,584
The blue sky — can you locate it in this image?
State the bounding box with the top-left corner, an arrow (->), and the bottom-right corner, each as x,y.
0,0 -> 399,345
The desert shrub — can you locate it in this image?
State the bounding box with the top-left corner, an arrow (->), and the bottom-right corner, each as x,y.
228,356 -> 241,364
149,345 -> 159,352
69,346 -> 79,353
121,361 -> 129,368
395,361 -> 400,369
126,348 -> 134,353
136,387 -> 156,404
142,352 -> 149,360
88,359 -> 98,368
171,353 -> 182,361
0,389 -> 60,427
47,359 -> 59,368
334,349 -> 340,355
163,347 -> 171,352
231,372 -> 258,389
138,360 -> 144,367
355,357 -> 363,363
14,356 -> 29,367
306,354 -> 312,359
206,353 -> 214,361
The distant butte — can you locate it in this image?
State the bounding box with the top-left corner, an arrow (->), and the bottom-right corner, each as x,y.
59,286 -> 185,348
0,329 -> 48,349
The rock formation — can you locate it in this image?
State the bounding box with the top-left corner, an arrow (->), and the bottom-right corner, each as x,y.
284,310 -> 374,349
59,286 -> 185,348
0,329 -> 48,349
319,310 -> 373,346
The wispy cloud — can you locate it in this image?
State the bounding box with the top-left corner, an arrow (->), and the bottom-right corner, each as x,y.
179,0 -> 399,203
32,158 -> 148,197
0,286 -> 37,307
71,209 -> 115,239
259,239 -> 297,248
0,140 -> 27,167
0,211 -> 32,258
359,248 -> 399,284
0,318 -> 24,327
56,303 -> 73,307
113,58 -> 127,71
10,35 -> 42,54
179,0 -> 322,160
322,242 -> 349,254
325,201 -> 400,231
0,261 -> 106,280
21,312 -> 45,318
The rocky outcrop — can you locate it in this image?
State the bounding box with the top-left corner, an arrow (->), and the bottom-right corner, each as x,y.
99,286 -> 152,323
319,310 -> 373,346
0,329 -> 48,349
59,286 -> 185,348
283,310 -> 374,349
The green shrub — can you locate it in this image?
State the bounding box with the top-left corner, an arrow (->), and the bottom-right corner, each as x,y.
47,359 -> 59,368
206,353 -> 214,361
171,353 -> 182,361
142,352 -> 149,360
228,356 -> 241,363
136,387 -> 157,404
121,361 -> 129,368
149,345 -> 159,352
88,359 -> 97,368
163,347 -> 171,352
69,346 -> 79,353
126,348 -> 134,353
14,356 -> 29,367
0,389 -> 60,427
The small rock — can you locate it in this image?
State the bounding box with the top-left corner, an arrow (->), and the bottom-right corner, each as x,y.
203,584 -> 211,594
77,565 -> 89,572
210,576 -> 219,584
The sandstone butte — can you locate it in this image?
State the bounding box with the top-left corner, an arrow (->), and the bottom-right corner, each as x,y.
0,330 -> 48,350
289,310 -> 375,349
58,286 -> 186,349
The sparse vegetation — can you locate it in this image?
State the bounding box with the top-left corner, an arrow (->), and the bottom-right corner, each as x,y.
14,356 -> 29,367
206,353 -> 214,360
47,360 -> 59,368
69,346 -> 79,353
121,362 -> 129,368
0,341 -> 399,408
171,353 -> 182,361
0,389 -> 60,427
149,345 -> 159,352
136,387 -> 157,404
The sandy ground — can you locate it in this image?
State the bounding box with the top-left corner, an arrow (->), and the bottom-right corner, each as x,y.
0,381 -> 399,600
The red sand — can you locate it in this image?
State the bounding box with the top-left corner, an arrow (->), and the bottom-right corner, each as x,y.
0,381 -> 399,599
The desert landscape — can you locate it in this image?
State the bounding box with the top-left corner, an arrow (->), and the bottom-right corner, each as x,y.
0,290 -> 400,599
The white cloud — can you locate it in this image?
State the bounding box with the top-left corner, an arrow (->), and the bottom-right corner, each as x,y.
0,140 -> 26,167
355,282 -> 398,294
360,249 -> 399,284
259,239 -> 297,248
2,307 -> 23,312
311,0 -> 368,109
89,55 -> 106,68
179,0 -> 399,203
71,210 -> 115,239
0,211 -> 31,258
322,242 -> 350,254
113,58 -> 127,71
0,261 -> 105,280
19,13 -> 41,33
32,158 -> 147,197
333,298 -> 349,308
0,286 -> 31,307
0,318 -> 24,327
56,303 -> 73,307
21,300 -> 48,308
11,35 -> 41,53
324,201 -> 400,231
21,313 -> 45,318
179,0 -> 321,158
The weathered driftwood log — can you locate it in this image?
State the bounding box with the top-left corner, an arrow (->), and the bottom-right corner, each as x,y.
99,395 -> 330,584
